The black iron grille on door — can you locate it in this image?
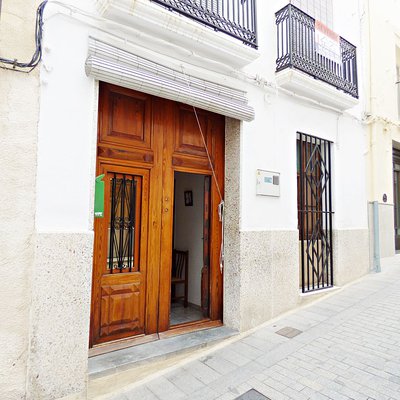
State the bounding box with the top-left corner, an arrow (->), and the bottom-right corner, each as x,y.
297,132 -> 333,292
107,174 -> 141,273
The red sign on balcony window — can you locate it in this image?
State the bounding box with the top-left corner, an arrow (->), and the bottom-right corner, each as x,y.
315,20 -> 341,64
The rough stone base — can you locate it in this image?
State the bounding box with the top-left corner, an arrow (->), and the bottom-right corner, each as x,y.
333,229 -> 370,286
238,230 -> 299,332
225,228 -> 370,333
27,232 -> 94,400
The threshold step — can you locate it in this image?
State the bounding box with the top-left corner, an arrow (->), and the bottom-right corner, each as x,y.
88,326 -> 238,380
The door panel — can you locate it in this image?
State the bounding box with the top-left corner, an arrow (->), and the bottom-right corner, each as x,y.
100,278 -> 142,338
99,83 -> 152,150
175,105 -> 213,157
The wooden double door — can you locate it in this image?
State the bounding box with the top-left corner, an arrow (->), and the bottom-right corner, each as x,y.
90,82 -> 224,348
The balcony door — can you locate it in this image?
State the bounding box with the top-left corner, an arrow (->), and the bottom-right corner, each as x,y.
90,83 -> 224,348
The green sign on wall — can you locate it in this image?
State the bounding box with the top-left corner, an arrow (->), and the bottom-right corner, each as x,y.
94,174 -> 105,218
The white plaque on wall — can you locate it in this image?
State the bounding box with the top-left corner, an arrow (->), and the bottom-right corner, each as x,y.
256,170 -> 280,197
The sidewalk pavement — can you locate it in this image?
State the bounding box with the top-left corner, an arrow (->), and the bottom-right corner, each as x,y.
107,258 -> 400,400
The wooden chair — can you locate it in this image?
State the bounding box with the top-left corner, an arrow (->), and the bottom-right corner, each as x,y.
171,250 -> 189,307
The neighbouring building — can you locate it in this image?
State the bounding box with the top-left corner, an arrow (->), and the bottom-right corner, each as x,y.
362,0 -> 400,261
0,0 -> 371,399
0,1 -> 42,399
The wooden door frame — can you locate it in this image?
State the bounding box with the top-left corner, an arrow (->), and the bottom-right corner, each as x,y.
157,103 -> 225,333
90,83 -> 224,350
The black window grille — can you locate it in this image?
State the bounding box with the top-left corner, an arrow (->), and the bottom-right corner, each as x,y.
151,0 -> 257,48
297,132 -> 333,292
107,174 -> 141,273
276,4 -> 358,98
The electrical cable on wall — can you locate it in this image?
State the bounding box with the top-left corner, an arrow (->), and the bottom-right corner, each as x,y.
0,0 -> 47,73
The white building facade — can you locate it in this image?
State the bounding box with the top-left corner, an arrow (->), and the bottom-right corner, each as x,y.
0,0 -> 370,399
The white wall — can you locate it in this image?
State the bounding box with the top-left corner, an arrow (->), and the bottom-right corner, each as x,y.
236,0 -> 367,232
36,4 -> 97,232
174,172 -> 205,307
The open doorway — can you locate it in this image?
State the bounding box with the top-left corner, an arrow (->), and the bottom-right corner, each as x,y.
170,171 -> 211,326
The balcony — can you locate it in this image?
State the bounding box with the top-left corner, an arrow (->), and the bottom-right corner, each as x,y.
151,0 -> 258,48
275,4 -> 358,108
95,0 -> 259,69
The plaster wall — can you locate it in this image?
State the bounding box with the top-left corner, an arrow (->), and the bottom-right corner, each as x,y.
0,1 -> 41,399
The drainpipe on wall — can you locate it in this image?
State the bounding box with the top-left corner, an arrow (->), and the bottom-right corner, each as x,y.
373,201 -> 381,272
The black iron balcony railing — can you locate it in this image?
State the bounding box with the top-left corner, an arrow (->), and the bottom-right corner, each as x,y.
276,4 -> 358,98
151,0 -> 257,48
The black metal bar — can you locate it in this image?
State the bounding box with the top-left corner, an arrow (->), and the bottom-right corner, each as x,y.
109,174 -> 117,274
132,180 -> 137,271
298,133 -> 305,293
306,135 -> 310,291
322,139 -> 327,287
316,137 -> 321,289
310,136 -> 315,291
107,175 -> 139,275
118,176 -> 126,272
276,4 -> 358,98
128,178 -> 135,272
297,132 -> 334,293
151,0 -> 257,48
328,143 -> 333,286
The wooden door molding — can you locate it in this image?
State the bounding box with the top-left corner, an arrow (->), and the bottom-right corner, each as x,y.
99,83 -> 152,150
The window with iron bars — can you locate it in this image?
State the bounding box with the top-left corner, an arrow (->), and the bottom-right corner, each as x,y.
297,132 -> 334,292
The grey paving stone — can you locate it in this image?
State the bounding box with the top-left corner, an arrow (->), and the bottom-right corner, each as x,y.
146,376 -> 186,400
234,389 -> 270,399
201,354 -> 238,375
183,359 -> 222,384
166,370 -> 205,394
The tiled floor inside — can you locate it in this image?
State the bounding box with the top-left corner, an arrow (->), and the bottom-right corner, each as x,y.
170,303 -> 204,326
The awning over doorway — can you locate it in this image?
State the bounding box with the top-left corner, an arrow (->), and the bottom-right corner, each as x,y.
85,38 -> 255,122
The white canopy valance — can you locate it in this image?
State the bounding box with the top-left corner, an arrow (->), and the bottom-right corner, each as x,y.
85,38 -> 254,122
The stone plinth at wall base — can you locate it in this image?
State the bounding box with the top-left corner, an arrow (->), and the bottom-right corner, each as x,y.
224,227 -> 370,334
27,232 -> 94,400
238,230 -> 300,332
333,229 -> 370,286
